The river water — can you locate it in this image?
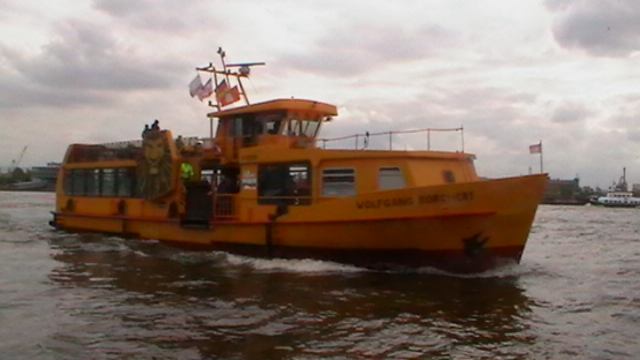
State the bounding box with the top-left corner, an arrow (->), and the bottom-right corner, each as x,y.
0,191 -> 638,360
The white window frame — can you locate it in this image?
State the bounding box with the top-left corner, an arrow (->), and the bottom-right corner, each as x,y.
378,166 -> 406,190
322,167 -> 356,197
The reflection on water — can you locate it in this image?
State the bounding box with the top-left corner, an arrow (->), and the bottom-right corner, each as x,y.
45,233 -> 535,359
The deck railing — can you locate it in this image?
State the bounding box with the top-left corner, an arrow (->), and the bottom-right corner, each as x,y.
317,127 -> 464,152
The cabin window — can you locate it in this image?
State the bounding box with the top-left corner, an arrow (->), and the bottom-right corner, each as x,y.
322,168 -> 356,197
62,167 -> 137,197
102,168 -> 116,197
117,168 -> 136,197
86,169 -> 101,196
258,162 -> 311,205
378,167 -> 406,190
443,170 -> 456,184
63,170 -> 73,195
71,169 -> 86,196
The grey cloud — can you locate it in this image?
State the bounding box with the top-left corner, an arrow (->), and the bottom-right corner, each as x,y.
3,20 -> 180,90
279,24 -> 457,77
0,76 -> 116,109
604,94 -> 640,130
0,19 -> 195,111
93,0 -> 141,16
547,0 -> 640,57
551,101 -> 592,123
627,130 -> 640,142
92,0 -> 215,33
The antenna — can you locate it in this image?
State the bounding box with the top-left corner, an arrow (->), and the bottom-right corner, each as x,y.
194,47 -> 265,107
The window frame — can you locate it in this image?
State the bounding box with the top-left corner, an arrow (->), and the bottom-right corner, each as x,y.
321,167 -> 356,197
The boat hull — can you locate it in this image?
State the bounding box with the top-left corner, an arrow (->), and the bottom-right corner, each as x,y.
51,174 -> 547,274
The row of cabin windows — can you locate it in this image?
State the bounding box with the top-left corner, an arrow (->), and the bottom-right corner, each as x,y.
320,167 -> 408,196
63,165 -> 452,201
256,165 -> 408,204
64,168 -> 137,198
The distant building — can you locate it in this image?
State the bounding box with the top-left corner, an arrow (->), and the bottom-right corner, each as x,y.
632,184 -> 640,197
29,162 -> 61,191
542,177 -> 589,205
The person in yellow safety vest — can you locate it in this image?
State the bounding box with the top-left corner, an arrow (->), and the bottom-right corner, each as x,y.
180,162 -> 194,181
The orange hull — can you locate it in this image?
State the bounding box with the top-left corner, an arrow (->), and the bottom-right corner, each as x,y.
51,174 -> 546,273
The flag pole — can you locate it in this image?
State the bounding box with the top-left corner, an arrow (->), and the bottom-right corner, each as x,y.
539,140 -> 543,173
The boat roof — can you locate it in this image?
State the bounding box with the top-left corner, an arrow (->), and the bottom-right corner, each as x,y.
207,98 -> 338,118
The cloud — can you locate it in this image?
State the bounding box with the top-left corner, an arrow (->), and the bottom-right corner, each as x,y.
604,95 -> 640,134
0,19 -> 185,109
278,23 -> 458,77
92,0 -> 213,34
547,0 -> 640,57
550,100 -> 593,123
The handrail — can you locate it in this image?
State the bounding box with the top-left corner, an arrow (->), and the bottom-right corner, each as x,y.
317,126 -> 464,151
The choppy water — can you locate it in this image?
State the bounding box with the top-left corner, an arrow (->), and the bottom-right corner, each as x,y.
1,191 -> 639,360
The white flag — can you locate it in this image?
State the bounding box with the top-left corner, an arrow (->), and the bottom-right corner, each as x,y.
189,75 -> 203,97
197,78 -> 213,101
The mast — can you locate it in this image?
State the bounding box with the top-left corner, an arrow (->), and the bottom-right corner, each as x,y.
195,47 -> 265,108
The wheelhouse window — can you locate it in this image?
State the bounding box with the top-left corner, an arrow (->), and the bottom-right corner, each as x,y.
258,162 -> 311,205
378,167 -> 406,190
322,168 -> 355,197
286,118 -> 321,137
256,112 -> 285,135
228,115 -> 260,147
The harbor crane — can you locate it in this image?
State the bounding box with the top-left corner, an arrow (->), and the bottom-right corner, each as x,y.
9,146 -> 27,172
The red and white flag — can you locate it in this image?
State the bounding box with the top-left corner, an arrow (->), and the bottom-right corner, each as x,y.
215,79 -> 241,107
529,143 -> 542,154
189,75 -> 203,98
197,78 -> 213,101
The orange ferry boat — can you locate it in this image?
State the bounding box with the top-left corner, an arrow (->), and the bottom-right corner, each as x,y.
50,50 -> 547,273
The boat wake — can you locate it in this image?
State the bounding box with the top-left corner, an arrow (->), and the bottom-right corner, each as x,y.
219,252 -> 366,274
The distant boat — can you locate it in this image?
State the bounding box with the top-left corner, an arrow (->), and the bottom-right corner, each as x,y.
590,167 -> 640,207
0,179 -> 49,191
592,192 -> 640,208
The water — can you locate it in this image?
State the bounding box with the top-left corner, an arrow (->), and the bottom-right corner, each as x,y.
1,192 -> 639,360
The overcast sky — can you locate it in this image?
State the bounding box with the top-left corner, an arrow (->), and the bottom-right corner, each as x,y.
1,0 -> 639,188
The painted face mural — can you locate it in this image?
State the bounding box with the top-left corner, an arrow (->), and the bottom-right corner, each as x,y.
137,130 -> 174,200
144,137 -> 165,175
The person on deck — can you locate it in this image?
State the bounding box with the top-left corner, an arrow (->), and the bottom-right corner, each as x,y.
180,162 -> 194,181
217,169 -> 239,194
175,135 -> 185,152
142,124 -> 150,138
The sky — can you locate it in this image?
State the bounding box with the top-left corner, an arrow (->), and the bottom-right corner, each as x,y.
1,0 -> 639,189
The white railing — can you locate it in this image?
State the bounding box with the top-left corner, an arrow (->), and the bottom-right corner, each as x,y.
317,127 -> 464,152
